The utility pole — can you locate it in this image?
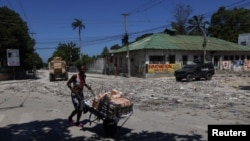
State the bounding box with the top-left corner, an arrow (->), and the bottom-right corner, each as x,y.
202,30 -> 207,63
79,47 -> 81,62
79,36 -> 82,62
122,13 -> 131,77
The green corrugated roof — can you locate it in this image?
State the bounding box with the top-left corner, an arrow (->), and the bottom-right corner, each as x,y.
111,33 -> 250,53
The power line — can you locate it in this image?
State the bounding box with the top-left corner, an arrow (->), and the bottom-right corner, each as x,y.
34,24 -> 169,51
5,0 -> 13,9
203,0 -> 247,18
2,1 -> 249,51
35,24 -> 168,44
226,0 -> 247,8
232,1 -> 250,8
18,0 -> 35,35
127,0 -> 165,15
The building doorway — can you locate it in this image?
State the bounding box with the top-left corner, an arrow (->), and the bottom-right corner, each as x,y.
182,55 -> 188,65
169,55 -> 175,64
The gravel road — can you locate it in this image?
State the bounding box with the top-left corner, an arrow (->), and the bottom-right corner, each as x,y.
0,70 -> 249,141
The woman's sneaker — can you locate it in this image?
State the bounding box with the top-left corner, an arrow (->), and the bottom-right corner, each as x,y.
68,118 -> 74,126
75,122 -> 84,127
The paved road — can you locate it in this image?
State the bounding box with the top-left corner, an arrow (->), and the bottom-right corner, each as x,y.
1,70 -> 249,141
0,89 -> 208,141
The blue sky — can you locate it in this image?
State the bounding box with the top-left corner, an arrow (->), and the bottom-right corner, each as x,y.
0,0 -> 248,62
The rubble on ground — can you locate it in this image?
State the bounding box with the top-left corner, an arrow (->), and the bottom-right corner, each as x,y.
1,71 -> 249,123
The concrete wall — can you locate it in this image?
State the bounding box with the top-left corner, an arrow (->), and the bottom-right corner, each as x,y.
238,33 -> 250,46
83,50 -> 250,76
87,58 -> 105,74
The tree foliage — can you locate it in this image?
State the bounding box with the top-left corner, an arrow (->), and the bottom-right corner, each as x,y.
110,44 -> 121,50
0,6 -> 43,71
170,3 -> 193,34
100,47 -> 109,57
48,42 -> 79,65
25,52 -> 43,69
49,41 -> 97,67
74,54 -> 96,67
71,19 -> 85,39
208,7 -> 250,43
121,33 -> 129,46
72,18 -> 85,57
187,15 -> 209,36
81,54 -> 93,65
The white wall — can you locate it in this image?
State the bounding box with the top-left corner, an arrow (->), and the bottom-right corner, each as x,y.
238,33 -> 250,46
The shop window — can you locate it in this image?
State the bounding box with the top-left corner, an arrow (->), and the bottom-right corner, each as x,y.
214,56 -> 219,67
130,58 -> 134,62
169,55 -> 175,64
182,55 -> 187,65
119,57 -> 122,65
110,56 -> 113,63
240,41 -> 246,46
193,55 -> 198,60
149,55 -> 165,64
193,55 -> 202,63
235,56 -> 239,60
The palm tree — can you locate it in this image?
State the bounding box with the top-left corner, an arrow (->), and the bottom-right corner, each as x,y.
187,15 -> 209,35
187,15 -> 209,62
71,18 -> 85,60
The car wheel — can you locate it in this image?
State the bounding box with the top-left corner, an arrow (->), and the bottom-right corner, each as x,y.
103,118 -> 117,137
206,73 -> 212,80
195,77 -> 201,81
186,74 -> 193,82
176,77 -> 182,82
64,73 -> 68,81
49,74 -> 53,81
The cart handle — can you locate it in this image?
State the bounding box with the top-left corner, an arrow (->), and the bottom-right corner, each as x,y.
88,89 -> 96,97
118,111 -> 133,129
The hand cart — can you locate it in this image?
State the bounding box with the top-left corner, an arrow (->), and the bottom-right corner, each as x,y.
84,97 -> 133,136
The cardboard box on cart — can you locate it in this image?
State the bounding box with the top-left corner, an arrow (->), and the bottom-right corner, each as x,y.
92,89 -> 133,118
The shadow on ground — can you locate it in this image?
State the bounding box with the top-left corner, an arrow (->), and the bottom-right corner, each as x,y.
0,119 -> 205,141
239,85 -> 250,91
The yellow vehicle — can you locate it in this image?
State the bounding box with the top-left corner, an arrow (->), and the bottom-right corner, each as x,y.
48,57 -> 68,81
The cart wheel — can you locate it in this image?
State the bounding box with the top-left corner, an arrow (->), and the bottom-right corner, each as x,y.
103,118 -> 118,137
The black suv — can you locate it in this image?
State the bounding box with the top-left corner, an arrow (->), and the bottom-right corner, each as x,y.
174,62 -> 215,82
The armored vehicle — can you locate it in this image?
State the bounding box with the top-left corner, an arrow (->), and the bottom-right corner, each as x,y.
48,57 -> 68,81
174,62 -> 215,82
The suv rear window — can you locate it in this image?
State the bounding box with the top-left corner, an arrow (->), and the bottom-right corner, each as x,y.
183,64 -> 197,68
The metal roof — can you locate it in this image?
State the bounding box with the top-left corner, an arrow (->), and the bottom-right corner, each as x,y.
110,33 -> 250,53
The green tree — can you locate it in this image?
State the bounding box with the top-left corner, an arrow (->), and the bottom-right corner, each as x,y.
208,7 -> 250,43
0,6 -> 42,71
71,18 -> 85,60
110,44 -> 121,50
100,47 -> 109,57
74,54 -> 93,67
49,42 -> 79,65
25,52 -> 43,69
187,15 -> 209,35
49,41 -> 97,68
187,15 -> 209,62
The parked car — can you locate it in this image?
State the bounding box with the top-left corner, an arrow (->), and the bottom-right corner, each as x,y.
174,62 -> 215,82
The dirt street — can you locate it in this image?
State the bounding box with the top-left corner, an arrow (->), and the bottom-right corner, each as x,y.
0,70 -> 249,141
